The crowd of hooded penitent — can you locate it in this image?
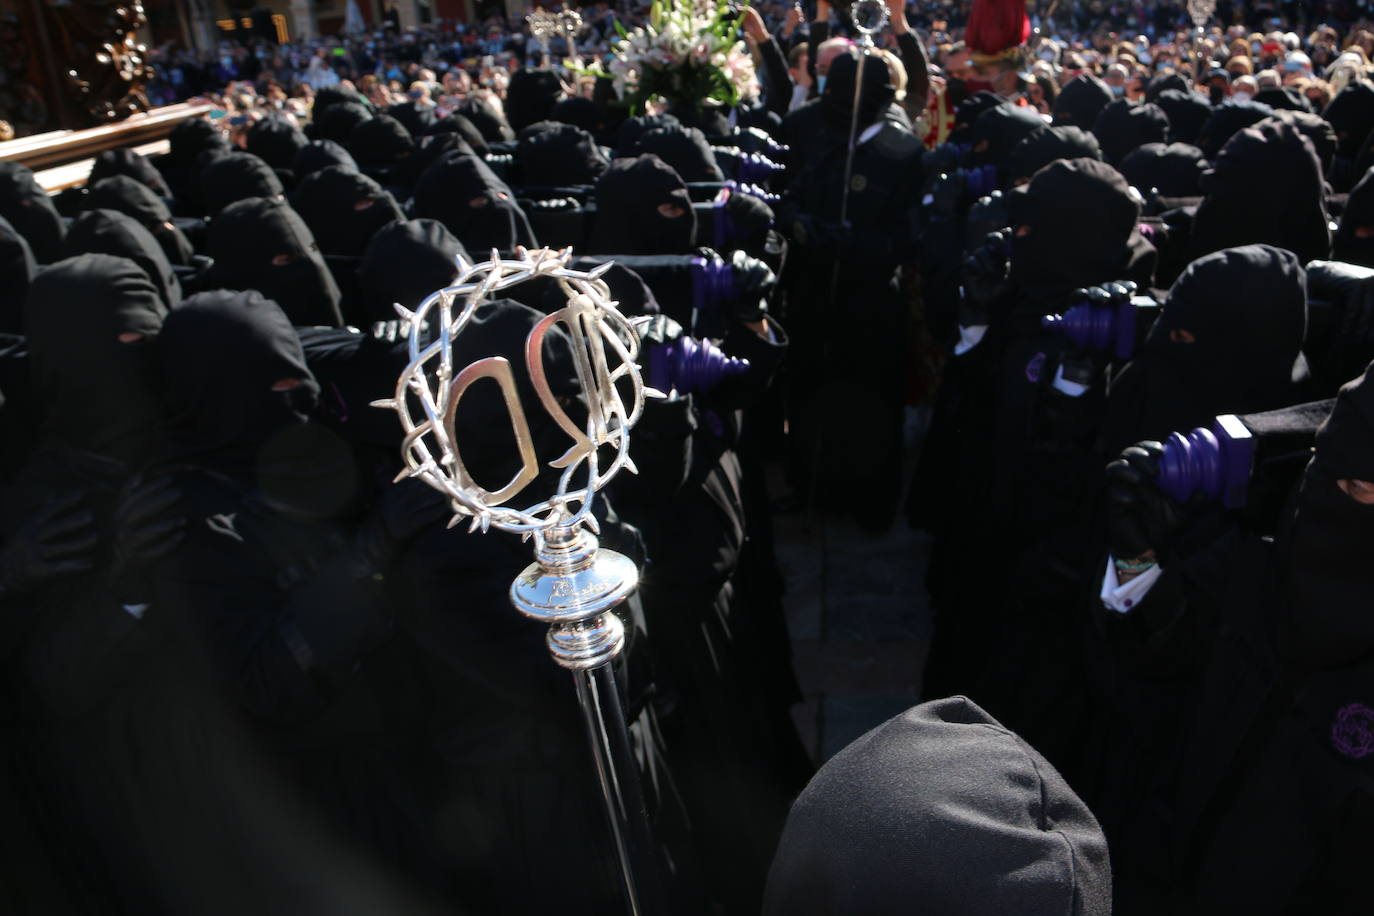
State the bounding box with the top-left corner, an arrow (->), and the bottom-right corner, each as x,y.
10,2 -> 1374,913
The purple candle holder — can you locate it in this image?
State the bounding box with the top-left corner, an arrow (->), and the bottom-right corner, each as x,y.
736,153 -> 784,185
723,180 -> 781,204
645,334 -> 751,395
1155,414 -> 1255,509
691,254 -> 734,327
1041,282 -> 1147,360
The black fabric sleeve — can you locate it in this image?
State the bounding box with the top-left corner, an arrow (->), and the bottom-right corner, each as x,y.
757,36 -> 794,117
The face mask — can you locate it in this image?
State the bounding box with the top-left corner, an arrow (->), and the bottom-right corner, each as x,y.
817,75 -> 827,93
1111,84 -> 1125,96
1233,90 -> 1252,102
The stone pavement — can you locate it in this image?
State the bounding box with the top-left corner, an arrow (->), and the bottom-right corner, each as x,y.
771,408 -> 933,764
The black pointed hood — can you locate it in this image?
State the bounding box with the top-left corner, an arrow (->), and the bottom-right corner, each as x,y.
821,53 -> 897,135
1052,74 -> 1114,131
356,218 -> 466,324
206,196 -> 343,327
1119,142 -> 1207,196
1007,125 -> 1102,185
1092,100 -> 1169,166
631,124 -> 724,182
1008,158 -> 1152,300
247,112 -> 308,171
586,154 -> 695,256
1281,362 -> 1374,668
458,96 -> 515,143
616,113 -> 683,154
87,147 -> 172,199
200,151 -> 285,216
156,287 -> 322,479
26,253 -> 167,462
289,166 -> 405,257
1190,120 -> 1330,265
86,174 -> 195,267
504,69 -> 566,133
290,139 -> 359,180
1154,88 -> 1212,146
0,160 -> 65,263
64,208 -> 182,309
764,697 -> 1111,916
348,114 -> 415,167
1195,98 -> 1274,159
412,152 -> 536,253
313,100 -> 373,145
515,121 -> 610,187
0,214 -> 36,335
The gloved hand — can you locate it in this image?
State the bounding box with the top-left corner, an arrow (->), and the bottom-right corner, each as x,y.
1104,441 -> 1184,562
959,229 -> 1013,322
965,191 -> 1009,250
729,249 -> 773,324
921,144 -> 964,186
351,477 -> 452,579
0,493 -> 98,599
1306,259 -> 1374,381
924,170 -> 966,222
110,475 -> 187,603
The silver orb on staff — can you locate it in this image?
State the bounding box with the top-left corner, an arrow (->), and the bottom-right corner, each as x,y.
374,246 -> 662,915
526,9 -> 560,67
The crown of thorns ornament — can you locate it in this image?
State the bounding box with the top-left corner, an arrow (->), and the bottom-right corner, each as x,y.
1187,0 -> 1215,28
526,10 -> 560,50
372,247 -> 648,538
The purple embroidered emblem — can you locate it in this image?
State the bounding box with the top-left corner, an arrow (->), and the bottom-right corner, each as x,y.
1331,703 -> 1374,759
1025,352 -> 1046,383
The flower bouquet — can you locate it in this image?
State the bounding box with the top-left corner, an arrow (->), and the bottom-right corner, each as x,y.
597,0 -> 759,115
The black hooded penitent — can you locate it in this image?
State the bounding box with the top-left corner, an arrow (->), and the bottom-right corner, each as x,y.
0,160 -> 66,264
206,196 -> 343,328
763,697 -> 1111,916
291,139 -> 359,180
504,69 -> 565,133
86,174 -> 195,266
1006,125 -> 1102,185
411,152 -> 536,253
515,122 -> 610,187
356,218 -> 466,324
585,154 -> 696,256
25,253 -> 167,463
1103,244 -> 1309,452
289,166 -> 405,257
1091,100 -> 1169,166
87,147 -> 173,199
155,287 -> 320,477
1008,157 -> 1151,300
64,208 -> 182,310
199,152 -> 285,216
1119,142 -> 1207,197
1052,74 -> 1114,132
1190,120 -> 1330,266
1195,98 -> 1275,159
0,214 -> 36,335
820,53 -> 897,135
246,113 -> 309,172
1283,361 -> 1374,669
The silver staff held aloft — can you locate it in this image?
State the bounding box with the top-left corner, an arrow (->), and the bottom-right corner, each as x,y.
840,0 -> 891,227
375,246 -> 664,915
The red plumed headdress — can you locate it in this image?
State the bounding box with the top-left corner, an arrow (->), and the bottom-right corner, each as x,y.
966,0 -> 1030,63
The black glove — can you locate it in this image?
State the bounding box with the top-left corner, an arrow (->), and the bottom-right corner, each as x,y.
1104,442 -> 1184,561
0,493 -> 98,598
921,144 -> 964,189
965,191 -> 1009,250
110,475 -> 187,603
959,229 -> 1013,323
924,170 -> 966,222
351,477 -> 452,579
729,249 -> 773,324
1306,260 -> 1374,381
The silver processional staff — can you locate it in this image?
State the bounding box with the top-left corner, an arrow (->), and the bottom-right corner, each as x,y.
375,246 -> 666,915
